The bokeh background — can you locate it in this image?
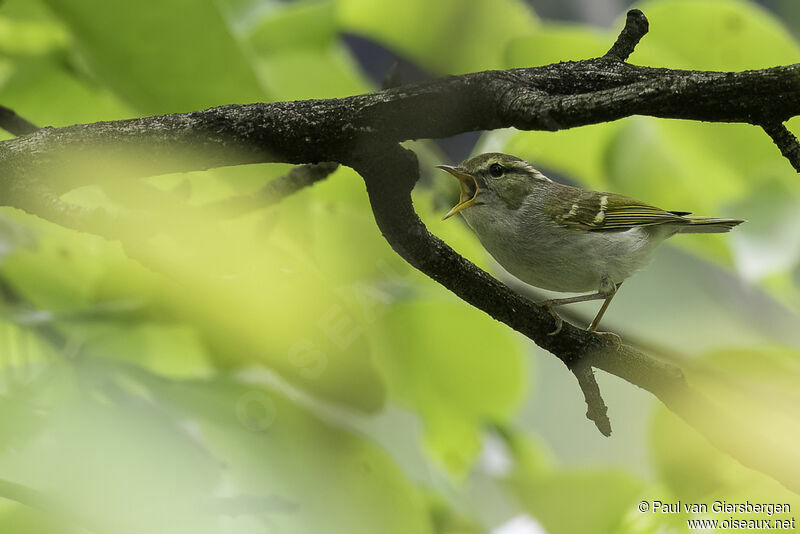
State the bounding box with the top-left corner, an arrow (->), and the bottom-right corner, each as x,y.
0,0 -> 798,532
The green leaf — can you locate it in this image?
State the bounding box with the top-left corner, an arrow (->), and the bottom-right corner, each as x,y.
0,58 -> 136,129
41,0 -> 266,113
151,378 -> 434,534
505,24 -> 611,67
502,425 -> 643,534
244,1 -> 369,100
728,179 -> 800,284
650,347 -> 800,505
0,0 -> 68,57
2,190 -> 389,411
0,501 -> 81,534
508,467 -> 642,534
336,0 -> 538,74
247,1 -> 339,53
372,299 -> 526,476
633,0 -> 800,70
0,363 -> 221,534
84,323 -> 214,379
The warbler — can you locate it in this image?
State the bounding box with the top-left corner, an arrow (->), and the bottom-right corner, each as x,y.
438,153 -> 743,334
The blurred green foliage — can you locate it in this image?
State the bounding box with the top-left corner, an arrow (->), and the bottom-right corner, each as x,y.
0,0 -> 797,532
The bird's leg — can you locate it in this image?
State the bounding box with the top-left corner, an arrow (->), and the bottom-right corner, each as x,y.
538,293 -> 607,337
588,280 -> 623,332
538,277 -> 621,336
589,277 -> 622,332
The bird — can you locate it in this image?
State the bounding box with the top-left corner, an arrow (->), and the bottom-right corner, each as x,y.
437,152 -> 743,335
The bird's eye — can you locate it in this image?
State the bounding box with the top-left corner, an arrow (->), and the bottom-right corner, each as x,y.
488,163 -> 504,178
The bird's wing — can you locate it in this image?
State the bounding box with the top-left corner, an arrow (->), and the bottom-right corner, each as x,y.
553,190 -> 690,232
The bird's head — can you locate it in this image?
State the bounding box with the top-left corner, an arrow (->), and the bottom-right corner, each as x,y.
437,152 -> 550,220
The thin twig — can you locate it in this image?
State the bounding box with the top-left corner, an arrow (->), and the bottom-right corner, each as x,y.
571,361 -> 612,436
762,122 -> 800,173
0,105 -> 38,136
604,9 -> 649,62
204,162 -> 339,218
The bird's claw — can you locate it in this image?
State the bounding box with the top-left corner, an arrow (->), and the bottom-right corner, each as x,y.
540,301 -> 563,336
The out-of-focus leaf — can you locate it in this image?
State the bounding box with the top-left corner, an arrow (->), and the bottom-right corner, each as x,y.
426,492 -> 485,534
505,25 -> 609,66
509,470 -> 642,534
151,378 -> 434,534
255,47 -> 368,101
0,1 -> 68,58
650,347 -> 800,509
634,0 -> 800,70
0,59 -> 135,129
0,2 -> 134,136
372,300 -> 526,477
86,323 -> 213,379
245,1 -> 369,100
502,427 -> 642,534
41,0 -> 266,113
247,1 -> 339,52
2,193 -> 389,410
0,501 -> 80,534
1,217 -> 111,312
0,363 -> 221,534
336,0 -> 538,74
729,180 -> 800,283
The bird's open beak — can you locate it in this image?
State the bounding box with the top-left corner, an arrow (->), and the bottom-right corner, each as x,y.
437,165 -> 479,220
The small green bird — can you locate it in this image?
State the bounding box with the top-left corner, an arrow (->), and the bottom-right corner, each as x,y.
438,153 -> 743,334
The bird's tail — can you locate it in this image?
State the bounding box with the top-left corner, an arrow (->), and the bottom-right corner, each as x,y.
678,217 -> 744,234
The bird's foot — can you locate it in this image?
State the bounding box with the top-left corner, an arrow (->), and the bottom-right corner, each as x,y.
538,301 -> 563,336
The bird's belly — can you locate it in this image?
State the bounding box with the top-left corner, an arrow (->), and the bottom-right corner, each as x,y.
474,221 -> 656,293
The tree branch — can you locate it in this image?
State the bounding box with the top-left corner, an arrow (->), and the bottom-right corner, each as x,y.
0,40 -> 798,214
204,162 -> 339,217
604,8 -> 649,61
0,105 -> 38,137
571,361 -> 612,436
762,122 -> 800,172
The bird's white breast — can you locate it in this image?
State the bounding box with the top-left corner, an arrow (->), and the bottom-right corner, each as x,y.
461,201 -> 670,293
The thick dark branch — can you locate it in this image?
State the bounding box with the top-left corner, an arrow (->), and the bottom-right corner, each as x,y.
0,105 -> 38,136
762,122 -> 800,172
0,59 -> 799,212
350,143 -> 800,494
604,9 -> 649,61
